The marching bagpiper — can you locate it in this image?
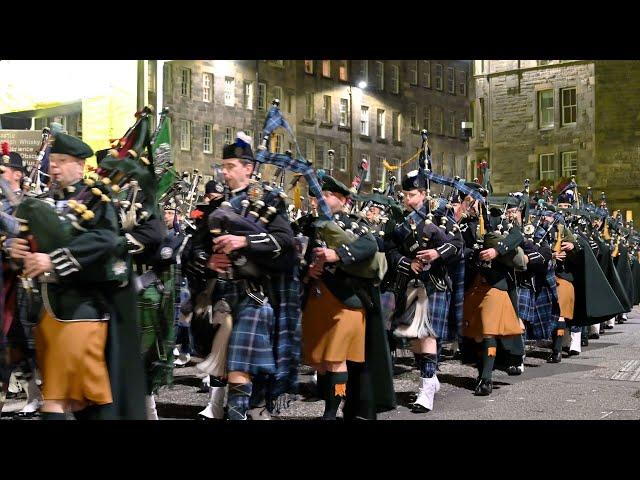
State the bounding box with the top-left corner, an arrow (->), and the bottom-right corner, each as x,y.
300,174 -> 395,419
8,133 -> 146,419
461,192 -> 526,395
385,170 -> 464,412
200,135 -> 301,420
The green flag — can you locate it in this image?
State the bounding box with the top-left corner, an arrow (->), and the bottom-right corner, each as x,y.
152,113 -> 177,199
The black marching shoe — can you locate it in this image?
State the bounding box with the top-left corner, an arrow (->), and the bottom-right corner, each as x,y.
568,350 -> 580,356
588,333 -> 600,340
474,378 -> 493,396
581,338 -> 589,347
506,365 -> 523,376
410,403 -> 431,413
547,352 -> 562,363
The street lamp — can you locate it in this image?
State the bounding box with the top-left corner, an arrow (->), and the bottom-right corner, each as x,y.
348,81 -> 367,178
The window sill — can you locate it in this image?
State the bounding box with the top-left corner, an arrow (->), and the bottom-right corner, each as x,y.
560,122 -> 577,128
539,126 -> 555,132
359,135 -> 372,142
320,122 -> 334,128
376,138 -> 388,144
338,125 -> 352,132
392,140 -> 403,147
411,128 -> 420,135
305,71 -> 314,76
301,119 -> 316,125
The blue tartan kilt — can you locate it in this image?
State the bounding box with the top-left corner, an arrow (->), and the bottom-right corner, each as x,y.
380,291 -> 396,330
429,289 -> 452,341
218,282 -> 277,376
517,272 -> 559,341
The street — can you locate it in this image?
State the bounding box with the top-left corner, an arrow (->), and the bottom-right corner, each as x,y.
162,305 -> 640,420
3,307 -> 640,420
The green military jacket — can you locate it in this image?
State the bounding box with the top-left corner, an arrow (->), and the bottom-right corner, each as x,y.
41,181 -> 130,322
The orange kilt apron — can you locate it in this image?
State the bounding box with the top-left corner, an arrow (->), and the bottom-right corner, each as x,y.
302,281 -> 366,364
463,274 -> 522,338
35,311 -> 113,405
555,277 -> 575,320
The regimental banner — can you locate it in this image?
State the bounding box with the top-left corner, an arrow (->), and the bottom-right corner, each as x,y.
0,130 -> 42,170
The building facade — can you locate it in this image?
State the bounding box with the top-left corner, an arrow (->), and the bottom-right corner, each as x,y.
162,60 -> 471,192
469,60 -> 640,217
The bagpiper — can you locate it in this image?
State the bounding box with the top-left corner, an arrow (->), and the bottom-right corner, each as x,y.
385,170 -> 464,412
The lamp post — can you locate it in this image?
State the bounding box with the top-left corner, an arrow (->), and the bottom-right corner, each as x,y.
348,80 -> 367,179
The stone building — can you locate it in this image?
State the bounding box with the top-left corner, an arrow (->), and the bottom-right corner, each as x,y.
161,60 -> 471,192
469,60 -> 640,217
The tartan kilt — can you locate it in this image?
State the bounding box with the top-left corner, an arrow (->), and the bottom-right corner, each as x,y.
218,281 -> 276,376
268,269 -> 301,397
448,256 -> 466,340
517,286 -> 554,340
546,265 -> 562,331
380,291 -> 396,331
428,288 -> 452,341
138,268 -> 175,395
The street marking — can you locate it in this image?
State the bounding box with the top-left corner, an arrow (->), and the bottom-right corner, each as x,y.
611,360 -> 640,382
600,411 -> 614,419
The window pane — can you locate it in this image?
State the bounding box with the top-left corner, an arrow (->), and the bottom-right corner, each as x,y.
377,109 -> 385,138
322,60 -> 331,77
539,90 -> 554,128
339,98 -> 349,126
306,93 -> 314,119
361,105 -> 369,135
339,60 -> 348,81
422,61 -> 431,88
323,95 -> 332,123
539,153 -> 555,180
304,60 -> 314,74
258,83 -> 266,110
244,81 -> 253,109
224,77 -> 235,106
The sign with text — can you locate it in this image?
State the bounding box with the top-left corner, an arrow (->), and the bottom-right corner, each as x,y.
0,130 -> 43,170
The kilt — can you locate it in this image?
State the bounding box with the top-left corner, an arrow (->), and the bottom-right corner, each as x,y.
555,277 -> 575,320
302,280 -> 365,364
429,288 -> 452,341
268,269 -> 302,397
518,284 -> 557,340
380,291 -> 396,331
35,311 -> 112,404
463,274 -> 522,339
138,268 -> 175,395
218,280 -> 277,376
448,255 -> 466,340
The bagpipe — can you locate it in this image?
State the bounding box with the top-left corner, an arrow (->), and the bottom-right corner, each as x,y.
12,106 -> 156,283
311,175 -> 389,281
473,179 -> 529,271
207,102 -> 295,280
